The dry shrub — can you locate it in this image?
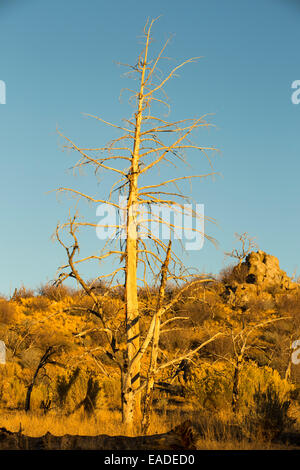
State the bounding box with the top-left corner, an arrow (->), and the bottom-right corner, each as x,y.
159,328 -> 207,352
3,322 -> 36,358
138,285 -> 158,302
80,325 -> 111,349
246,385 -> 296,440
204,334 -> 233,358
159,329 -> 190,351
276,291 -> 300,316
37,330 -> 70,350
178,300 -> 211,325
12,286 -> 35,300
26,296 -> 51,312
174,360 -> 294,415
175,287 -> 226,325
87,280 -> 109,296
190,410 -> 245,445
101,297 -> 124,319
38,284 -> 77,301
19,347 -> 44,370
110,285 -> 125,300
0,300 -> 17,324
0,363 -> 27,408
246,296 -> 275,314
68,293 -> 95,312
101,377 -> 121,411
69,293 -> 124,322
219,264 -> 248,284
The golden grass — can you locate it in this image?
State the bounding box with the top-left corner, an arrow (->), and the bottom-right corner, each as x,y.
0,410 -> 125,437
0,407 -> 299,450
0,409 -> 186,439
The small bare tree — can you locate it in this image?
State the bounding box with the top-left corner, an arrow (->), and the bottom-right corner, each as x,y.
25,345 -> 62,412
54,18 -> 220,432
225,232 -> 258,266
228,317 -> 289,413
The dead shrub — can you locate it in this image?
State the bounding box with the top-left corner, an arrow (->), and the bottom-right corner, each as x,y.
38,283 -> 77,301
246,385 -> 296,440
219,264 -> 248,284
69,294 -> 95,314
246,296 -> 275,314
179,300 -> 211,325
276,292 -> 300,316
87,280 -> 108,296
27,296 -> 51,312
12,286 -> 35,300
159,329 -> 191,351
204,335 -> 233,358
0,300 -> 17,324
37,330 -> 70,350
159,328 -> 206,352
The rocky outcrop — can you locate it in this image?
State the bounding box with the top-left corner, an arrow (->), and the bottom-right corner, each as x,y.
222,251 -> 298,309
241,251 -> 296,291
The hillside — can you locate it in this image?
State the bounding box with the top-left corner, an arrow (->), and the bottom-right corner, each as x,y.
0,251 -> 300,448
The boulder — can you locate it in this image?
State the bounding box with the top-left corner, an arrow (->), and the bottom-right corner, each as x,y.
221,251 -> 298,311
235,250 -> 296,291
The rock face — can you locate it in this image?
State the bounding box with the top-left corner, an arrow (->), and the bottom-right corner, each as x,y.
233,250 -> 296,291
222,251 -> 298,310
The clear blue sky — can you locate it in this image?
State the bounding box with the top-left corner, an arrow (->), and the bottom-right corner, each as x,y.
0,0 -> 299,295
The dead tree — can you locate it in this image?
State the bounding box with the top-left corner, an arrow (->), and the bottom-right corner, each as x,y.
229,317 -> 289,413
25,346 -> 59,412
54,18 -> 219,432
225,232 -> 258,266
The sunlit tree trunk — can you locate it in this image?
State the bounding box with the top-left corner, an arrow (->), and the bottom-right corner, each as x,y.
122,40 -> 149,432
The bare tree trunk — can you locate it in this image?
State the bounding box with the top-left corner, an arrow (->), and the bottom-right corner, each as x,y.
25,347 -> 55,412
141,316 -> 160,434
123,197 -> 141,430
285,339 -> 293,382
142,242 -> 171,434
232,356 -> 241,413
285,361 -> 292,382
25,380 -> 37,413
122,39 -> 149,432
